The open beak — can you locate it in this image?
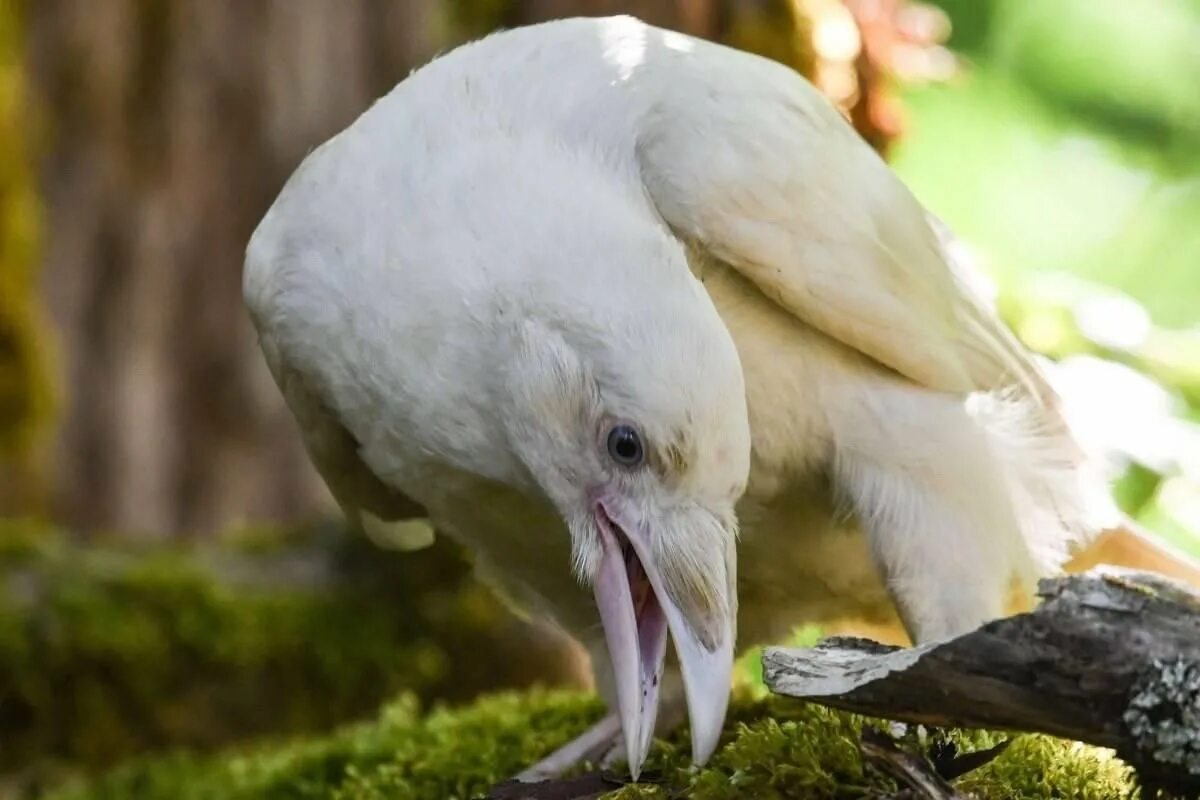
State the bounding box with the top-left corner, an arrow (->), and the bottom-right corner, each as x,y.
592,502 -> 734,780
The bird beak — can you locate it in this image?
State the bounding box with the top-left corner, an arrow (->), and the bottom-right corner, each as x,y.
592,501 -> 734,780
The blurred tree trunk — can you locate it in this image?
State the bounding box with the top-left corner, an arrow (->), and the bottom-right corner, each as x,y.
0,1 -> 51,516
24,0 -> 448,536
21,0 -> 910,537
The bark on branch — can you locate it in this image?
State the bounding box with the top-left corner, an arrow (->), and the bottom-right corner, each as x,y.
763,568 -> 1200,795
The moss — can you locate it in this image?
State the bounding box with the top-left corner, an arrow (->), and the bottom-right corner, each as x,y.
0,521 -> 582,781
955,734 -> 1135,799
4,526 -> 1139,799
6,520 -> 1140,799
44,688 -> 1138,800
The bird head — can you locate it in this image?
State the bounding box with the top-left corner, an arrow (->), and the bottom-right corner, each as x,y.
494,198 -> 751,778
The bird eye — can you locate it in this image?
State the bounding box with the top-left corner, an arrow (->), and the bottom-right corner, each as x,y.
606,425 -> 645,467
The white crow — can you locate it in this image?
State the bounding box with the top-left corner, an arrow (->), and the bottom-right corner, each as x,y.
244,15 -> 1194,782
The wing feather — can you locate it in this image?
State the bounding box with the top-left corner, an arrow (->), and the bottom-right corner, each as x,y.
255,327 -> 433,550
635,51 -> 1051,403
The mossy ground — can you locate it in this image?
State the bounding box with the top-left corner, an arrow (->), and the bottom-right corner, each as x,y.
0,520 -> 580,785
43,685 -> 1137,800
0,520 -> 1154,799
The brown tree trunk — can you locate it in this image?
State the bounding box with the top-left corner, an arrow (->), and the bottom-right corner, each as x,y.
0,2 -> 52,516
512,0 -> 717,36
24,0 -> 445,536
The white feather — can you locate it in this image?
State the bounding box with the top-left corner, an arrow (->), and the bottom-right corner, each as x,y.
245,14 -> 1115,670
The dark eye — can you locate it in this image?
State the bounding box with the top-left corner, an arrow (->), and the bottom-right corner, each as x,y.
606,425 -> 645,467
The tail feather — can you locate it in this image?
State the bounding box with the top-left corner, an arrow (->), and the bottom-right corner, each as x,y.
823,519 -> 1200,648
968,387 -> 1121,584
968,364 -> 1200,594
1066,518 -> 1200,590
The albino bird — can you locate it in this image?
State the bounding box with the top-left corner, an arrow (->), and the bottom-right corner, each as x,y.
244,16 -> 1192,782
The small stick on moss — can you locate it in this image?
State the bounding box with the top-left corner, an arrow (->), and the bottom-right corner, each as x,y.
933,739 -> 1011,781
860,729 -> 966,799
487,772 -> 630,800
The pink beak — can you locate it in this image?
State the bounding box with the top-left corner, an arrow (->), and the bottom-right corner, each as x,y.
592,502 -> 734,780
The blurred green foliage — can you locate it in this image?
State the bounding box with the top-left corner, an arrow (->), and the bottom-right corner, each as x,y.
898,0 -> 1200,325
0,520 -> 579,790
43,686 -> 1136,800
895,0 -> 1200,558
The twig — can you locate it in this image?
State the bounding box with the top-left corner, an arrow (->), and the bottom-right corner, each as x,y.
486,772 -> 622,800
860,729 -> 966,799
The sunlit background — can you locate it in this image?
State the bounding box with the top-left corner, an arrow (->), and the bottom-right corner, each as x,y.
0,0 -> 1197,795
892,0 -> 1200,553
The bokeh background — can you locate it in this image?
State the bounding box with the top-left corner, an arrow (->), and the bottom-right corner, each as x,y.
0,0 -> 1197,794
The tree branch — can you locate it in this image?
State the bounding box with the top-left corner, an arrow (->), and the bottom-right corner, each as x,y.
763,568 -> 1200,796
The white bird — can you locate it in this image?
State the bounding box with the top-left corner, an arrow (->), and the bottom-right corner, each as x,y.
243,15 -> 1190,782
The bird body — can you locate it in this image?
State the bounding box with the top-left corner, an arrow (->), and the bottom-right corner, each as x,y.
245,16 -> 1119,778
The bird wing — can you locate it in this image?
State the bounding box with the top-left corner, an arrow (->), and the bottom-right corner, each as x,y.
635,52 -> 1049,400
255,328 -> 434,551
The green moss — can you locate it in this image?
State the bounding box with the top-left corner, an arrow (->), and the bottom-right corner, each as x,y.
0,521 -> 582,781
7,521 -> 1139,799
44,689 -> 1137,800
4,522 -> 1142,798
961,735 -> 1135,800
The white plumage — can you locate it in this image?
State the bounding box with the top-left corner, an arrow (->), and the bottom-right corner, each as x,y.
244,16 -> 1119,780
